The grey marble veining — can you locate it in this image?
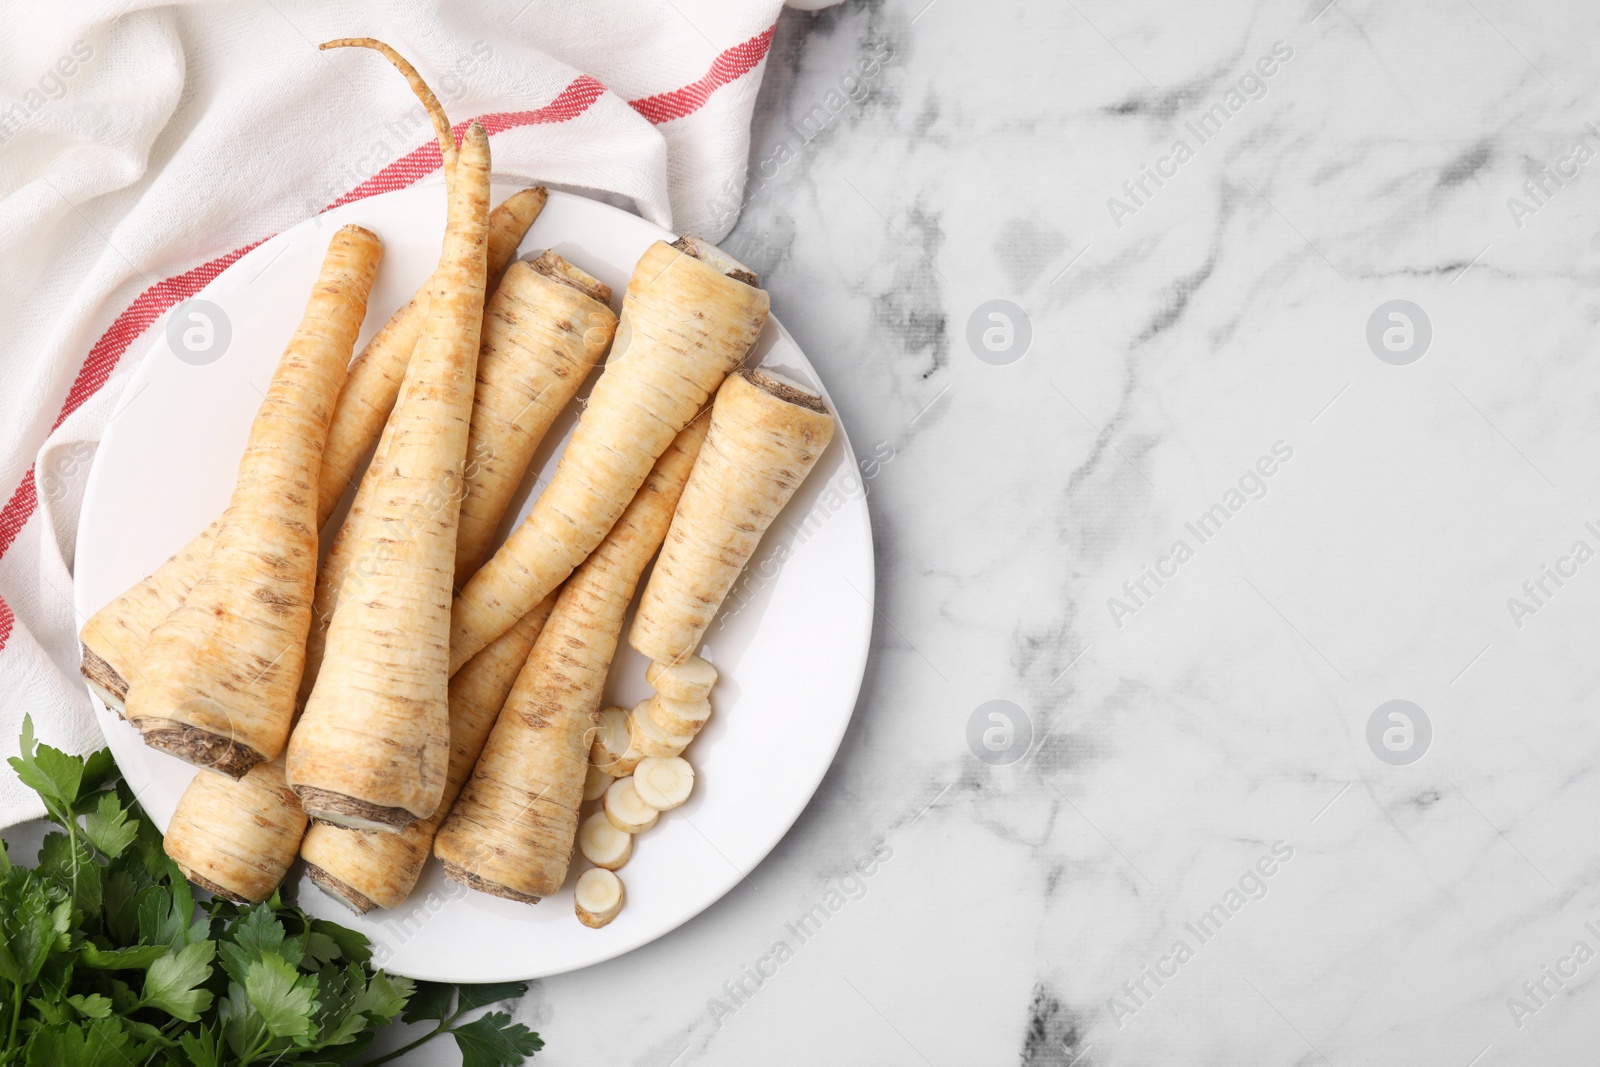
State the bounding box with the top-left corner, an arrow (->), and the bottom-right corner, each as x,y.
397,0 -> 1600,1063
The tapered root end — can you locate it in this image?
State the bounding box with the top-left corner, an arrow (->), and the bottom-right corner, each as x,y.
319,38 -> 455,172
671,235 -> 759,287
79,645 -> 129,714
175,863 -> 253,904
743,368 -> 828,413
135,719 -> 265,779
525,250 -> 612,304
296,787 -> 416,833
441,860 -> 542,905
307,864 -> 379,915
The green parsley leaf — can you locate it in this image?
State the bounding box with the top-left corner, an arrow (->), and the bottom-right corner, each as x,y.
82,792 -> 138,859
220,981 -> 269,1061
399,980 -> 457,1024
100,866 -> 144,944
355,969 -> 412,1025
238,904 -> 299,966
25,996 -> 70,1026
139,939 -> 216,1021
66,992 -> 113,1019
302,929 -> 341,965
178,1026 -> 225,1067
310,964 -> 364,1047
0,869 -> 66,987
8,716 -> 84,821
79,748 -> 117,797
136,881 -> 197,950
455,981 -> 530,1013
453,1011 -> 544,1067
307,917 -> 371,966
219,905 -> 296,985
244,950 -> 319,1039
108,978 -> 139,1014
37,831 -> 101,919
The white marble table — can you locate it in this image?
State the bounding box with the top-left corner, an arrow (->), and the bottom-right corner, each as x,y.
494,1 -> 1600,1063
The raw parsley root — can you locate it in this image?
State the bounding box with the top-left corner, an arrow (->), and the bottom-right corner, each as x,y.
290,41 -> 491,832
163,760 -> 306,905
630,367 -> 835,666
0,717 -> 542,1065
125,224 -> 383,778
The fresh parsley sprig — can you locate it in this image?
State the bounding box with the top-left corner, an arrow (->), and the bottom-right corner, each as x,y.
0,716 -> 542,1065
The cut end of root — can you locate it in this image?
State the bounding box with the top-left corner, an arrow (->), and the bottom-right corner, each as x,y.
743,368 -> 828,413
526,250 -> 613,305
671,235 -> 759,287
296,787 -> 416,833
335,222 -> 383,249
176,863 -> 252,904
440,860 -> 542,904
136,719 -> 265,779
307,864 -> 379,915
79,645 -> 129,712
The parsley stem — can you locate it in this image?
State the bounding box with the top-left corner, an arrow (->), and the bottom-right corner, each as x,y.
6,984 -> 22,1060
362,1019 -> 453,1065
366,994 -> 479,1065
239,1028 -> 278,1066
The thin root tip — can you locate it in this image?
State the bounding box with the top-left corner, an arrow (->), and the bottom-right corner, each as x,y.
319,37 -> 376,52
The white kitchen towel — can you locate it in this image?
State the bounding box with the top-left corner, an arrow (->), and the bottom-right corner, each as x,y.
0,0 -> 829,827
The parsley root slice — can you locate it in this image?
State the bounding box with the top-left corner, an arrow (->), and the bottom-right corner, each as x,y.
434,419 -> 708,903
631,755 -> 694,811
288,41 -> 490,832
647,693 -> 711,735
123,223 -> 382,778
629,368 -> 835,666
602,776 -> 657,834
77,191 -> 544,716
301,597 -> 556,914
163,760 -> 308,903
643,654 -> 716,701
574,867 -> 625,928
576,812 -> 632,871
589,706 -> 642,777
446,237 -> 769,674
627,698 -> 690,759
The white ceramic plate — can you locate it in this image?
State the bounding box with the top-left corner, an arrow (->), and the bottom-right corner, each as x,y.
73,185 -> 874,982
